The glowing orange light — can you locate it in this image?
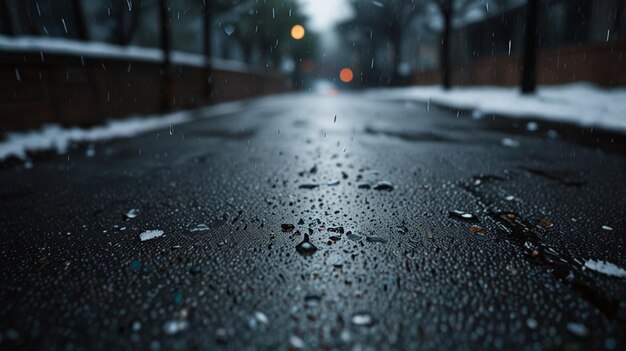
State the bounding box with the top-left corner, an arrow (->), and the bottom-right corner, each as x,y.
291,24 -> 305,40
339,68 -> 353,83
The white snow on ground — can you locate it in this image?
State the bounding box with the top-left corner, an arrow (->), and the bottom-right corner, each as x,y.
369,83 -> 626,133
584,259 -> 626,278
0,35 -> 251,73
139,230 -> 164,241
0,101 -> 243,160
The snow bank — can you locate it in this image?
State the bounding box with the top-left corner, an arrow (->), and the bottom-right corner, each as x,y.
0,35 -> 251,73
369,83 -> 626,133
0,102 -> 243,160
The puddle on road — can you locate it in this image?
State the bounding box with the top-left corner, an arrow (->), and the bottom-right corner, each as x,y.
363,126 -> 451,143
520,166 -> 586,186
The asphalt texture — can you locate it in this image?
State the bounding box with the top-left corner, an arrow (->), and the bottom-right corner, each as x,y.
1,92 -> 625,350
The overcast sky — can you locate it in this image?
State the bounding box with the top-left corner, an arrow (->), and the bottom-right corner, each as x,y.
298,0 -> 353,33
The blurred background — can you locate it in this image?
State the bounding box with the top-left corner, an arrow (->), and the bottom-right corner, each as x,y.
0,0 -> 625,130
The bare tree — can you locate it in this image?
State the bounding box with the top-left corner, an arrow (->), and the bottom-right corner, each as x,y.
113,0 -> 141,45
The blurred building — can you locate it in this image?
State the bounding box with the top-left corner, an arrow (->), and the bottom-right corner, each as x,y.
408,0 -> 626,87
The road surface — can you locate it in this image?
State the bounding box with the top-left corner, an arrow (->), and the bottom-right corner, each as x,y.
1,92 -> 625,350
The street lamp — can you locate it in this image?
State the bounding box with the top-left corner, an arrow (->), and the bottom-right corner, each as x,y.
291,24 -> 305,40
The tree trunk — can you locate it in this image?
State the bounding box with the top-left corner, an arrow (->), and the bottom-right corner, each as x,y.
203,1 -> 213,101
390,32 -> 403,86
71,0 -> 89,41
440,6 -> 452,90
521,0 -> 539,94
0,0 -> 15,35
159,0 -> 172,111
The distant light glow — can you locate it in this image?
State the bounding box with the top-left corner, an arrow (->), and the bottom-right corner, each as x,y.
291,24 -> 305,40
339,68 -> 353,83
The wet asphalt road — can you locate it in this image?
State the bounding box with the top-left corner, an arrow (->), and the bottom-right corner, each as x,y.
1,92 -> 625,350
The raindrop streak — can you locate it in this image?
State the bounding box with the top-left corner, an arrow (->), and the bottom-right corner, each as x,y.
333,115 -> 337,123
296,234 -> 318,255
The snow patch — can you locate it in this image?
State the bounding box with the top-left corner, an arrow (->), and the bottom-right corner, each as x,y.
139,230 -> 164,242
369,83 -> 626,133
584,259 -> 626,278
0,112 -> 190,160
0,101 -> 244,161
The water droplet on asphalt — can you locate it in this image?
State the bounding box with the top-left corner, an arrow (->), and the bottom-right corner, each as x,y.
304,293 -> 322,307
566,322 -> 589,337
248,311 -> 269,329
351,312 -> 375,326
501,138 -> 520,148
281,224 -> 295,232
526,121 -> 539,131
224,24 -> 236,35
289,335 -> 306,350
124,208 -> 140,219
470,225 -> 485,237
296,234 -> 318,255
448,210 -> 477,221
347,232 -> 361,241
373,181 -> 394,191
215,327 -> 229,343
139,229 -> 164,241
163,320 -> 188,335
190,224 -> 209,232
538,218 -> 554,228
